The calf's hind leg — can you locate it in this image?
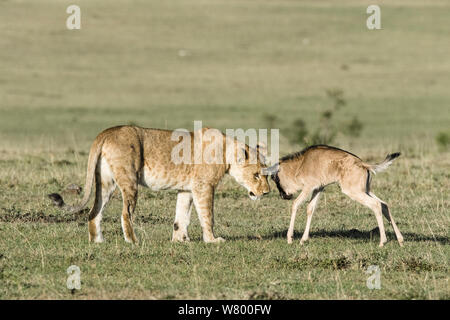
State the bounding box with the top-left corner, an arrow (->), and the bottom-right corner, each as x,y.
342,187 -> 388,247
369,192 -> 404,246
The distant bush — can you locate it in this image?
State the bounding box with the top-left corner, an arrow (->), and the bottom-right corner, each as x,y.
286,119 -> 309,145
436,132 -> 450,149
285,88 -> 364,146
262,113 -> 278,129
344,116 -> 364,138
325,88 -> 346,110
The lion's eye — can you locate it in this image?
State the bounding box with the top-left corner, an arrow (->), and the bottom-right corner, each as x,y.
254,173 -> 260,180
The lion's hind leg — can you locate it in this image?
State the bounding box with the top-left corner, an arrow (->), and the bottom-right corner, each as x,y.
88,157 -> 116,243
113,170 -> 139,244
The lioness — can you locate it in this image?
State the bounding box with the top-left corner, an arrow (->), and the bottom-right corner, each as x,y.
51,125 -> 270,244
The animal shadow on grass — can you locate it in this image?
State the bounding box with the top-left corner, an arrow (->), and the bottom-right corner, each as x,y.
234,228 -> 449,245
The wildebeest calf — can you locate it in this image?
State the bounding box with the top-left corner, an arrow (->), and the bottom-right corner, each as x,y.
266,145 -> 404,247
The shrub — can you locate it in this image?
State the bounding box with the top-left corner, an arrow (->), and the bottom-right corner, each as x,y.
287,88 -> 363,147
344,116 -> 364,138
436,132 -> 450,149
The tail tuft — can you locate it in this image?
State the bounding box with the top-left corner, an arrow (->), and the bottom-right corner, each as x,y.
386,152 -> 401,161
368,152 -> 401,174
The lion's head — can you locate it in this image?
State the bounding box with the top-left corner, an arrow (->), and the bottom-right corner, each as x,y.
228,146 -> 270,200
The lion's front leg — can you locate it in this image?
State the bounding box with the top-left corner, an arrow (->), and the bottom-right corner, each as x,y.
192,184 -> 225,243
172,191 -> 193,242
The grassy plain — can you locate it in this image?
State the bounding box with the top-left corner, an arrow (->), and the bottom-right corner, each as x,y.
0,0 -> 449,299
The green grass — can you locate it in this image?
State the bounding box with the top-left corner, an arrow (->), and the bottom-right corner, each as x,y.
0,0 -> 449,299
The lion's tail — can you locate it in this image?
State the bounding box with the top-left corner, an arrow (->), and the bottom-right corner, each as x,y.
48,134 -> 106,214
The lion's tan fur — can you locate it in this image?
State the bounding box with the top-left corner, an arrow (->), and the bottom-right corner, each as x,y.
67,125 -> 269,243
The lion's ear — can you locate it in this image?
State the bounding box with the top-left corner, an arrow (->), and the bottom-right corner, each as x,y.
256,142 -> 268,165
236,148 -> 248,164
256,142 -> 267,157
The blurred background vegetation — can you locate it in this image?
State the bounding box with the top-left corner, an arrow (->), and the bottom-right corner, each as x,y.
0,0 -> 449,156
